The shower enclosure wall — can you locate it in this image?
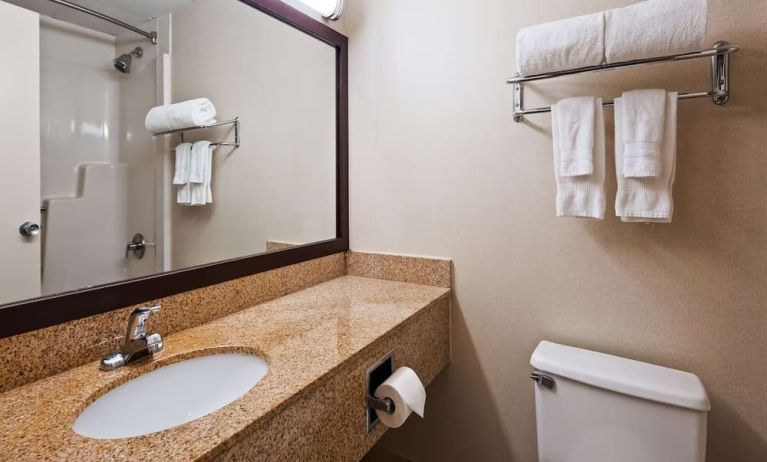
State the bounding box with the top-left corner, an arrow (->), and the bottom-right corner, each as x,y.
38,15 -> 164,296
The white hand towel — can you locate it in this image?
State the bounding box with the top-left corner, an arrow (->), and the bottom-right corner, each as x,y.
553,96 -> 597,177
605,0 -> 708,63
552,98 -> 606,219
177,184 -> 191,205
145,98 -> 217,134
621,89 -> 667,178
614,92 -> 678,223
172,142 -> 192,185
190,141 -> 213,206
516,12 -> 605,76
204,143 -> 213,204
188,140 -> 208,184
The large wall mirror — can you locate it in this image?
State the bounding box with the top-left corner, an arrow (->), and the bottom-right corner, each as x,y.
0,0 -> 348,337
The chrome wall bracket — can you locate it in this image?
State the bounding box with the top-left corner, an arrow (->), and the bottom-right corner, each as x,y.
711,41 -> 731,105
508,42 -> 738,122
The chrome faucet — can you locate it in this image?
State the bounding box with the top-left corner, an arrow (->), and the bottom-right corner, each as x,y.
100,306 -> 164,371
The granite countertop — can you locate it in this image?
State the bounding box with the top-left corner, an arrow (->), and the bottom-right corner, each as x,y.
0,276 -> 450,461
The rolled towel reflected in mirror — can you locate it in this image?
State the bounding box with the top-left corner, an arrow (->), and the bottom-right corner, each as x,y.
145,98 -> 218,133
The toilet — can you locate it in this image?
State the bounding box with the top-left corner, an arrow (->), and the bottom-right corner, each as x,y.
530,341 -> 711,462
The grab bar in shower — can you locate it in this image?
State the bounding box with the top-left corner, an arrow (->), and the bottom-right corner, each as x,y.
43,0 -> 157,44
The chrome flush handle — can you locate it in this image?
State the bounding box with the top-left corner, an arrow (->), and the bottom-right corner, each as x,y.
530,372 -> 556,390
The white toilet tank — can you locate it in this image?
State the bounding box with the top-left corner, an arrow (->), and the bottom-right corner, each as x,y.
530,341 -> 710,462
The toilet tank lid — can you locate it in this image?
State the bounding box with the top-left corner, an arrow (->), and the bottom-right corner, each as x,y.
530,341 -> 711,412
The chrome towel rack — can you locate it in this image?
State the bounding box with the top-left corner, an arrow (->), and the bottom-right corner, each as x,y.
153,117 -> 240,149
507,42 -> 739,122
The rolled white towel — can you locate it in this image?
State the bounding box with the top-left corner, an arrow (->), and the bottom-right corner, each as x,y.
516,12 -> 605,76
605,0 -> 708,63
145,98 -> 217,134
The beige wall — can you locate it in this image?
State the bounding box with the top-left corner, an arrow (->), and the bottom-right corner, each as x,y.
333,0 -> 767,461
170,0 -> 336,269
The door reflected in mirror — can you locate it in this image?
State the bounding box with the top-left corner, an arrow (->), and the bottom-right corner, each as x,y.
0,0 -> 337,306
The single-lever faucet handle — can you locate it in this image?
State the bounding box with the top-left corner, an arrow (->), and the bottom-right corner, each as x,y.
101,305 -> 163,371
125,305 -> 161,340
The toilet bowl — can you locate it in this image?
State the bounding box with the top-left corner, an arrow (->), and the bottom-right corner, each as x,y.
531,341 -> 710,462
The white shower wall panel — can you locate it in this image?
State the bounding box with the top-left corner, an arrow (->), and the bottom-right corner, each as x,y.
40,17 -> 121,200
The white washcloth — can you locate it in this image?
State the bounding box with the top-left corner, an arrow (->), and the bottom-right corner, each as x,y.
552,97 -> 606,219
614,92 -> 678,222
190,141 -> 213,206
621,89 -> 667,178
605,0 -> 708,63
145,98 -> 217,134
516,12 -> 605,76
189,140 -> 207,184
553,96 -> 598,177
177,184 -> 191,205
172,142 -> 192,185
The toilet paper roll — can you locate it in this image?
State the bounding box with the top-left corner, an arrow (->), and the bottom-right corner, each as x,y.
374,367 -> 426,428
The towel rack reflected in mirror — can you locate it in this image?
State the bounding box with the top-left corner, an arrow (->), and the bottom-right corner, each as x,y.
153,117 -> 241,149
507,42 -> 739,123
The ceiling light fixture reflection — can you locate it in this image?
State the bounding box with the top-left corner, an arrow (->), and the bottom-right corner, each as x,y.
292,0 -> 343,20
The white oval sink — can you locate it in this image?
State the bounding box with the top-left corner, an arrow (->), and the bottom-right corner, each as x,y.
73,353 -> 268,439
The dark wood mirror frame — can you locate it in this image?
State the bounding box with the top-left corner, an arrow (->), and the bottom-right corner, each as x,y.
0,0 -> 348,339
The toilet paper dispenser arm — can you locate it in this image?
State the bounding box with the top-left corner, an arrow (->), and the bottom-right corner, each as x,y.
366,395 -> 395,415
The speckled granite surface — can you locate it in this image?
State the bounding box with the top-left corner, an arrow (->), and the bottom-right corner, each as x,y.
0,251 -> 449,395
265,240 -> 301,251
347,252 -> 451,288
0,276 -> 450,462
0,253 -> 345,393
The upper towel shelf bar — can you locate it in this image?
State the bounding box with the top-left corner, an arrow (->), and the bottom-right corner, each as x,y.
153,117 -> 241,148
507,42 -> 739,122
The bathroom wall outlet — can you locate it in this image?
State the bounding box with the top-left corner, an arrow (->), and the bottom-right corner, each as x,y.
365,352 -> 393,432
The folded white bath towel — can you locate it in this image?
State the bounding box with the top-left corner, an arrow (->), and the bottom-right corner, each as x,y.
145,98 -> 217,134
621,89 -> 667,178
614,92 -> 678,223
516,12 -> 605,76
605,0 -> 708,63
553,96 -> 598,177
552,97 -> 606,219
172,142 -> 192,185
190,141 -> 213,206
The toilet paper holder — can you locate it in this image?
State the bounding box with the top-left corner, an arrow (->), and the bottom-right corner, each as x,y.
365,352 -> 395,432
366,395 -> 395,414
